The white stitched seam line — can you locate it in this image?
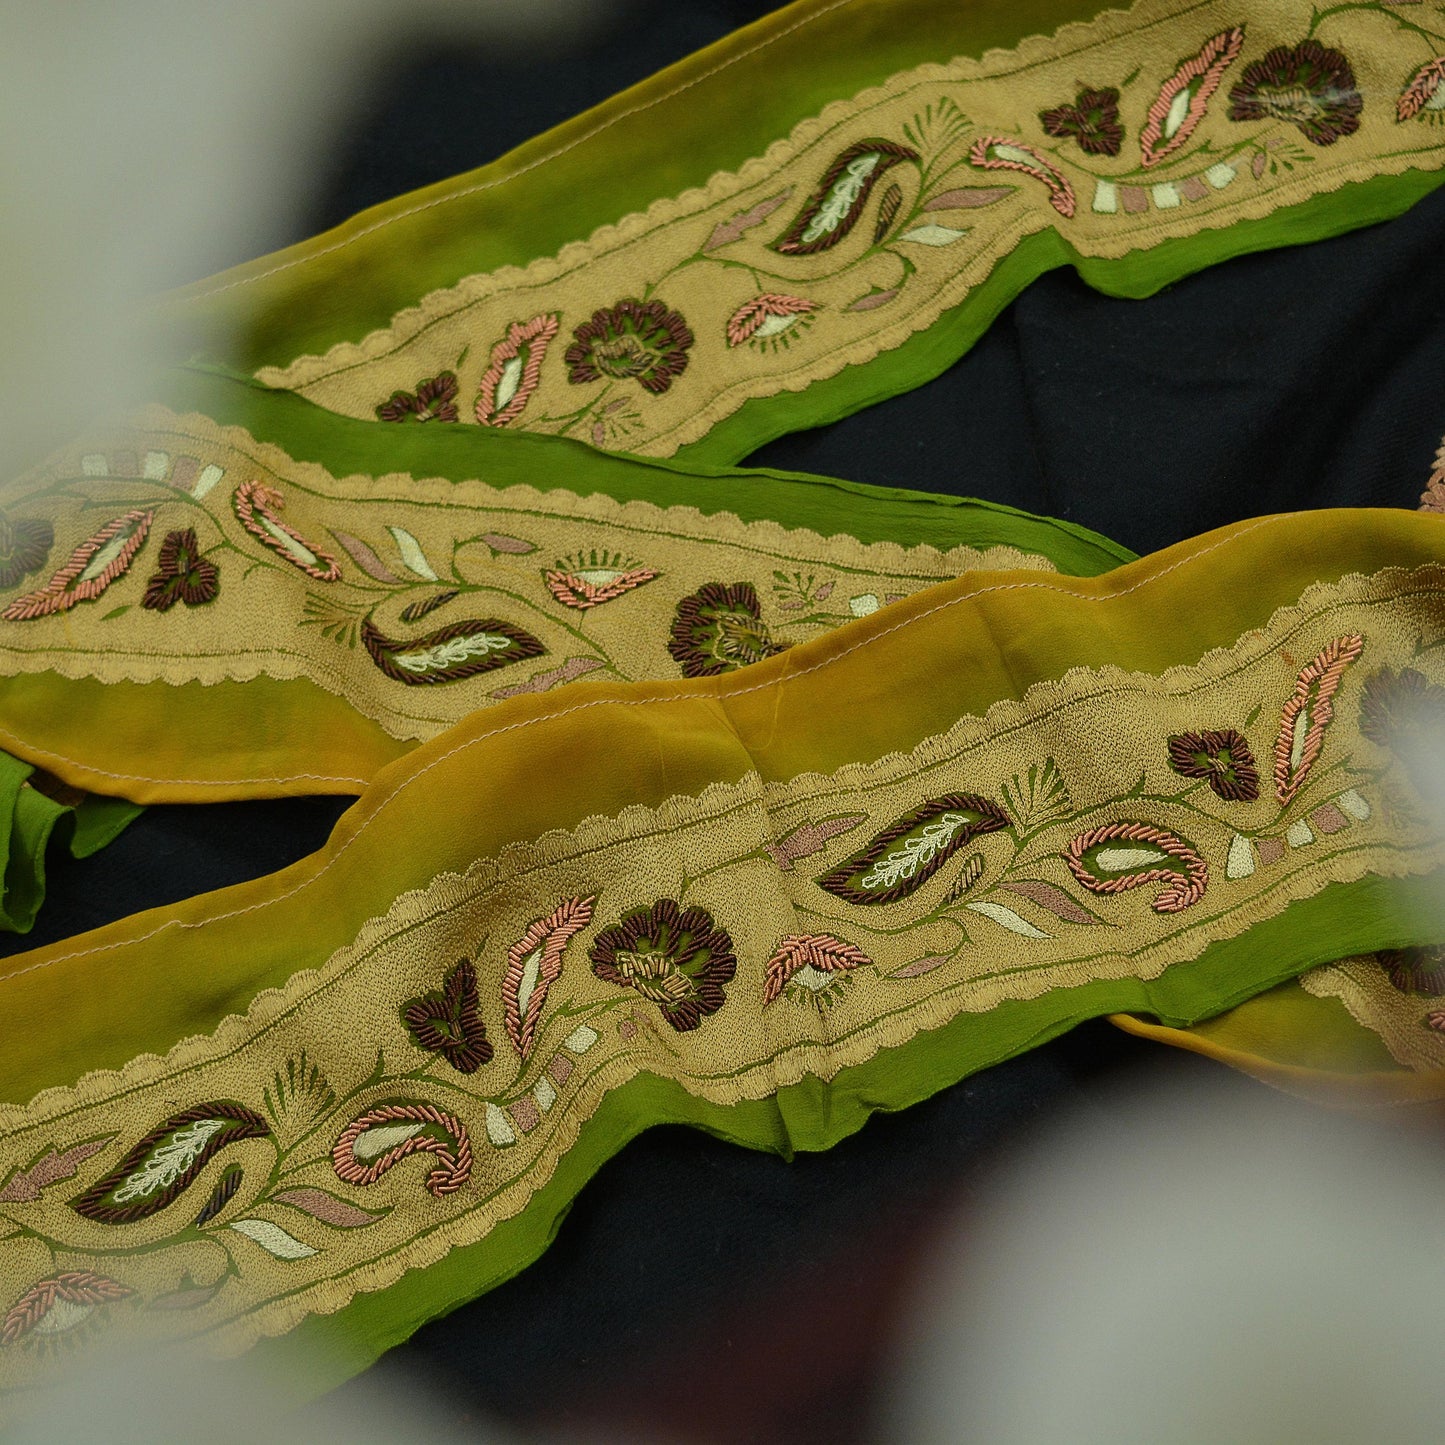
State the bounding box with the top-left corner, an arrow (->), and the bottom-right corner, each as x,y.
186,0 -> 859,301
1,513 -> 1299,982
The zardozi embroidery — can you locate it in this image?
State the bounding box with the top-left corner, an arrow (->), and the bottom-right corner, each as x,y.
255,0 -> 1445,457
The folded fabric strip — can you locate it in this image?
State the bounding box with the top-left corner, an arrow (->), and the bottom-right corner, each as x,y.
0,753 -> 141,934
0,370 -> 1127,803
1,507 -> 1441,1415
156,0 -> 1445,463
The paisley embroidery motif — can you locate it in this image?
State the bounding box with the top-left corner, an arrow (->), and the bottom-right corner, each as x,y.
770,138 -> 919,254
1273,634 -> 1364,803
1064,821 -> 1208,913
361,614 -> 545,685
0,509 -> 153,621
816,794 -> 1011,905
70,1103 -> 269,1225
504,895 -> 596,1059
331,1103 -> 472,1198
233,482 -> 341,581
475,315 -> 558,426
1139,27 -> 1245,166
968,135 -> 1076,217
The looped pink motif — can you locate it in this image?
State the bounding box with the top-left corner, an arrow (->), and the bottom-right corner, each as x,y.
332,1103 -> 473,1198
1064,821 -> 1208,913
968,135 -> 1075,218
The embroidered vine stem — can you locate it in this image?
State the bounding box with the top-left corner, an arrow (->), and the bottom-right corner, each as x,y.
1308,1 -> 1445,50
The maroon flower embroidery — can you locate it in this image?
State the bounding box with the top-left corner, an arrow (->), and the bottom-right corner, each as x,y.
725,294 -> 820,351
1139,27 -> 1245,166
668,581 -> 785,677
1227,40 -> 1363,146
968,135 -> 1075,217
590,899 -> 736,1031
564,299 -> 693,395
0,513 -> 53,590
1360,666 -> 1445,750
141,528 -> 219,611
1166,728 -> 1260,801
1397,57 -> 1445,123
1040,86 -> 1124,157
376,371 -> 459,423
1378,946 -> 1445,996
475,315 -> 558,427
401,958 -> 492,1074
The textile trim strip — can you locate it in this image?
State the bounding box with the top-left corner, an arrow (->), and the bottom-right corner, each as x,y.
1,563 -> 1443,1390
0,409 -> 1049,741
255,0 -> 1445,456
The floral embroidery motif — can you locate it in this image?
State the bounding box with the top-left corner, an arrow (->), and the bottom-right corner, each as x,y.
968,135 -> 1075,217
1139,27 -> 1245,167
1378,945 -> 1445,996
1166,727 -> 1260,801
1359,665 -> 1445,798
1064,821 -> 1208,913
1274,633 -> 1364,803
504,895 -> 596,1059
668,581 -> 784,677
376,371 -> 459,424
725,294 -> 821,352
2,1273 -> 131,1348
770,138 -> 919,254
0,509 -> 152,621
475,315 -> 559,427
564,298 -> 693,395
70,1103 -> 269,1225
1227,40 -> 1362,147
762,934 -> 872,1007
816,794 -> 1011,905
0,513 -> 53,590
361,614 -> 545,685
589,899 -> 736,1031
1040,86 -> 1124,157
331,1103 -> 472,1198
543,551 -> 658,609
401,959 -> 493,1074
233,482 -> 341,581
141,528 -> 219,611
1397,57 -> 1445,123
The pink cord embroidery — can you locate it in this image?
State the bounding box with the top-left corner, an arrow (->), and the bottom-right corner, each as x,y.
1139,27 -> 1245,167
233,481 -> 341,581
1065,821 -> 1208,913
504,895 -> 596,1059
968,136 -> 1075,218
1273,634 -> 1365,804
762,934 -> 871,1005
475,314 -> 559,427
331,1103 -> 472,1199
0,509 -> 153,621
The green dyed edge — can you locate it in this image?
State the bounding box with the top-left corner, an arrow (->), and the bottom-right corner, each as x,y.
242,866 -> 1441,1406
679,167 -> 1445,465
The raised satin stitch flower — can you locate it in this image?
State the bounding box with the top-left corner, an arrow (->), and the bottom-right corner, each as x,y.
667,581 -> 785,677
375,371 -> 460,423
1039,86 -> 1124,157
564,298 -> 693,395
1226,40 -> 1362,146
0,509 -> 153,621
233,481 -> 342,581
968,135 -> 1075,217
1397,57 -> 1445,123
141,528 -> 219,611
400,958 -> 493,1074
725,294 -> 821,351
0,512 -> 54,590
475,315 -> 559,426
1166,727 -> 1260,801
589,898 -> 737,1031
543,550 -> 658,609
1139,27 -> 1245,166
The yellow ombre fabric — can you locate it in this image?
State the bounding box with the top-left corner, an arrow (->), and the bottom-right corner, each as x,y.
2,508 -> 1444,1408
